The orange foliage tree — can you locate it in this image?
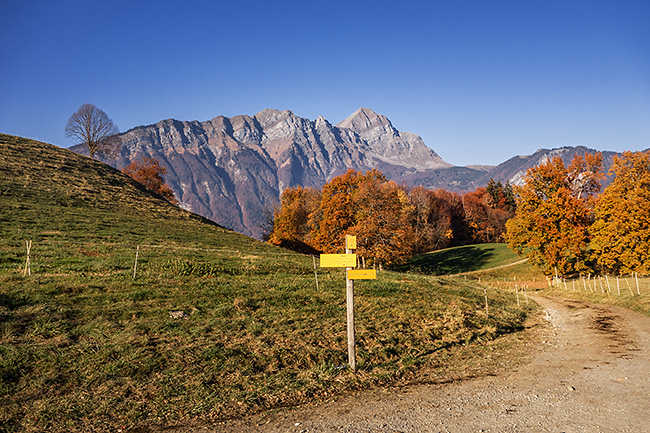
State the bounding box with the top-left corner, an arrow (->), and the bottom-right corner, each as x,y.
349,178 -> 414,265
312,169 -> 386,253
590,151 -> 650,275
122,157 -> 178,205
463,187 -> 513,243
269,170 -> 525,264
267,186 -> 321,253
505,153 -> 603,275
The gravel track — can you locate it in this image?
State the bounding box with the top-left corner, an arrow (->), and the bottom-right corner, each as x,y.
180,296 -> 650,433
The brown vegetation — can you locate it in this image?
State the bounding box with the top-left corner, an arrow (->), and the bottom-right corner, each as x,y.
269,169 -> 515,265
121,157 -> 178,205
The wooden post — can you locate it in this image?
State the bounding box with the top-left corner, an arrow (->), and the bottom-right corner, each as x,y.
583,276 -> 587,292
345,241 -> 356,372
133,245 -> 140,279
563,279 -> 568,291
524,285 -> 529,304
626,277 -> 634,295
484,287 -> 489,319
24,240 -> 32,276
515,284 -> 520,307
605,275 -> 611,294
635,273 -> 640,295
616,276 -> 620,296
312,255 -> 320,291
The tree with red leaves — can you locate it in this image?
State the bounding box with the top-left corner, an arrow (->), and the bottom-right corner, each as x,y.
122,157 -> 178,205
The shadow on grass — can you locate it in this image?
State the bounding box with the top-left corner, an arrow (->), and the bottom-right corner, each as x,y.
394,245 -> 497,275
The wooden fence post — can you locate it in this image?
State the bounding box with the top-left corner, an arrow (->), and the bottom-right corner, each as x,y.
599,277 -> 605,294
515,284 -> 520,307
312,256 -> 320,291
24,240 -> 32,276
484,287 -> 489,319
626,277 -> 634,295
524,285 -> 529,304
133,245 -> 140,279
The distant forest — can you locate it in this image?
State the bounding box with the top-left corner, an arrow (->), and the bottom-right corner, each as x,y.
268,169 -> 515,266
269,151 -> 650,276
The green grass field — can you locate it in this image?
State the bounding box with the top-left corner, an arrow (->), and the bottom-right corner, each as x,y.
393,243 -> 524,275
0,134 -> 538,432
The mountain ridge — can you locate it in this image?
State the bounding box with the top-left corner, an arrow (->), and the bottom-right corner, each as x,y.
71,108 -> 646,239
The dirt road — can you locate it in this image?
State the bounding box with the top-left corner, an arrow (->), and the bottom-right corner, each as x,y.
190,296 -> 650,432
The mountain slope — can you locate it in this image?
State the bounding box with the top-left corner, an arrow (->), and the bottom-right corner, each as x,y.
0,133 -> 265,250
75,108 -> 452,238
336,107 -> 451,171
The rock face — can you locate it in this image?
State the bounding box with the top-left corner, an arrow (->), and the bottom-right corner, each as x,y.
76,108 -> 640,239
80,108 -> 451,238
336,108 -> 451,171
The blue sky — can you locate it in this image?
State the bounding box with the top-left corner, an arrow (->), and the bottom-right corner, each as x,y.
1,0 -> 649,166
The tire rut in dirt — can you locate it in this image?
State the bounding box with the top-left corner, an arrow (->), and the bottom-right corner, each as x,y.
589,307 -> 639,359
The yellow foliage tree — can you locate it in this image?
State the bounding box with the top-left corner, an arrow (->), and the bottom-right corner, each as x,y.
505,154 -> 602,275
590,151 -> 650,275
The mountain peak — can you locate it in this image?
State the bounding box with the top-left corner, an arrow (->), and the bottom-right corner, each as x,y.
253,108 -> 295,127
336,107 -> 393,132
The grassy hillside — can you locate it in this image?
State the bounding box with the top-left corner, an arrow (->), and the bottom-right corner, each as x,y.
0,134 -> 536,432
394,243 -> 523,275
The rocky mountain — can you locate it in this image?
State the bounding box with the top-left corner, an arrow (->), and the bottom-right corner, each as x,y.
76,108 -> 450,238
74,108 -> 645,239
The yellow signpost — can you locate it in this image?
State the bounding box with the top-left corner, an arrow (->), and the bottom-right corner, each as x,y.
347,269 -> 377,280
318,235 -> 378,372
319,254 -> 357,268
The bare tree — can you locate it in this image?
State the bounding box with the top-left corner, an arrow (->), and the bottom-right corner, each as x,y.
65,103 -> 120,158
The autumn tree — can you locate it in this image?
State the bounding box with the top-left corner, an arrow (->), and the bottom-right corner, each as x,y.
312,169 -> 385,253
65,103 -> 120,158
405,186 -> 452,253
505,153 -> 603,275
349,179 -> 414,266
485,179 -> 516,212
590,151 -> 650,275
463,187 -> 513,243
122,157 -> 178,205
268,186 -> 321,253
403,187 -> 469,253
